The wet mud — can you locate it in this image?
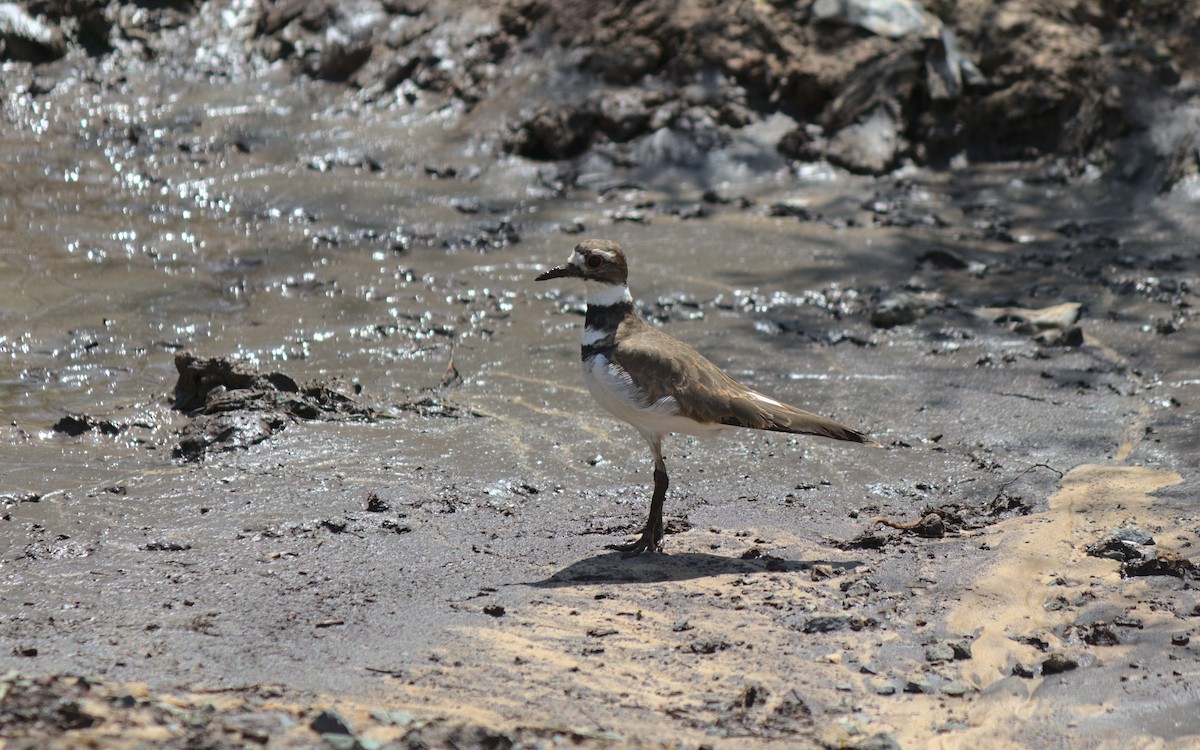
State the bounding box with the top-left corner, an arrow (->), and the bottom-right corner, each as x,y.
3,1 -> 1200,748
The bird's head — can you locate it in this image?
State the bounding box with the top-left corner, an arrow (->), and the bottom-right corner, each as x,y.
535,239 -> 629,286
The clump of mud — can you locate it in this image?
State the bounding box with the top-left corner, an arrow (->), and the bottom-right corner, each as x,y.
171,352 -> 375,461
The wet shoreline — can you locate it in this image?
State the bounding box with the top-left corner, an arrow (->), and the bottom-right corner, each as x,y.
3,1 -> 1200,747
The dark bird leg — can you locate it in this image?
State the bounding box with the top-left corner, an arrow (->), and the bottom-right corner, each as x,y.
609,433 -> 668,555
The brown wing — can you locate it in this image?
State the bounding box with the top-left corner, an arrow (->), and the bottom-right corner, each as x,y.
611,319 -> 877,445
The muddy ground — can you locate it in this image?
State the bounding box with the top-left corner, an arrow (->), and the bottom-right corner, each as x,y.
2,1 -> 1200,748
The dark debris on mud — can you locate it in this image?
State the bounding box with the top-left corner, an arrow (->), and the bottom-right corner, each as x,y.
171,352 -> 376,461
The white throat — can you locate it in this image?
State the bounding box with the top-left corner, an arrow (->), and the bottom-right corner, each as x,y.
585,281 -> 633,307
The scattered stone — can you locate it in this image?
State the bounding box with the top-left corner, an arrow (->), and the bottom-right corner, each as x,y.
942,680 -> 971,697
836,532 -> 889,550
804,615 -> 853,633
917,249 -> 969,270
915,513 -> 945,538
903,678 -> 935,694
850,733 -> 901,750
365,493 -> 390,513
1086,537 -> 1144,562
870,292 -> 926,328
139,541 -> 192,552
1171,634 -> 1191,646
1077,622 -> 1121,647
924,642 -> 956,663
826,107 -> 904,176
767,202 -> 815,220
873,681 -> 896,696
950,640 -> 973,660
310,708 -> 354,735
507,105 -> 598,160
482,605 -> 505,618
1112,525 -> 1155,546
1043,595 -> 1070,612
1041,653 -> 1078,675
1010,662 -> 1035,679
689,639 -> 731,654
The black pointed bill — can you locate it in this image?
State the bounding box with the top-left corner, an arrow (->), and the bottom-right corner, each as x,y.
535,263 -> 583,281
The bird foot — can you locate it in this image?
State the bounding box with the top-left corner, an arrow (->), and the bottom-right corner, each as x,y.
606,524 -> 664,555
606,538 -> 658,556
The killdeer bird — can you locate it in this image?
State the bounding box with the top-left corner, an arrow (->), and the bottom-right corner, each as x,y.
536,239 -> 878,554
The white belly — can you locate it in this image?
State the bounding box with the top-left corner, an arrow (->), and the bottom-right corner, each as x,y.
582,354 -> 729,438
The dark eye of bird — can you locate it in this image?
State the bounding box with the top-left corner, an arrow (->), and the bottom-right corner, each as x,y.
585,254 -> 603,268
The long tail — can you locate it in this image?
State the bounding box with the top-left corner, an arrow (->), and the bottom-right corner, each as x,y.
724,392 -> 880,446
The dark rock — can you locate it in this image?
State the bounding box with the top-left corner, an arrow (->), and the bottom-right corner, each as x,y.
767,202 -> 815,220
803,615 -> 852,633
1112,525 -> 1155,546
924,642 -> 955,663
310,708 -> 354,735
507,106 -> 598,160
689,639 -> 731,654
903,678 -> 935,694
948,639 -> 973,660
1077,622 -> 1121,647
303,36 -> 373,83
836,532 -> 888,550
1041,653 -> 1078,675
139,541 -> 192,552
915,513 -> 945,538
917,249 -> 969,270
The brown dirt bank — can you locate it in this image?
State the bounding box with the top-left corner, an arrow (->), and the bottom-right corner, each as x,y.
8,0 -> 1200,187
14,0 -> 1200,187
